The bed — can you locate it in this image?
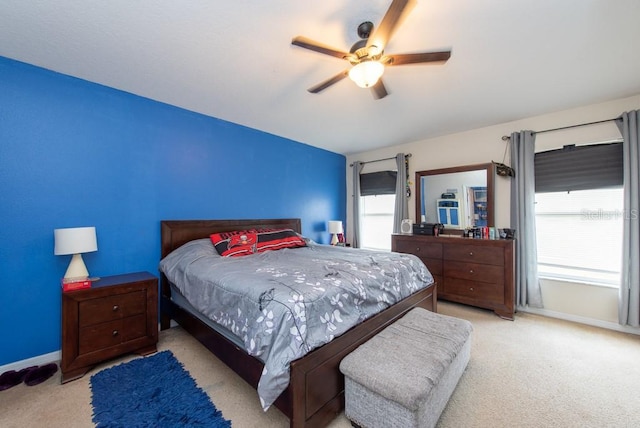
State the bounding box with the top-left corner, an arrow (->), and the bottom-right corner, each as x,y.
159,218 -> 437,428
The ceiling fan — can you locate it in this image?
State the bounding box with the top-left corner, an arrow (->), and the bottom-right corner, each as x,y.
291,0 -> 451,100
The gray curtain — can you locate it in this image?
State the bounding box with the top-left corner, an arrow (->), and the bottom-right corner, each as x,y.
393,153 -> 409,234
351,161 -> 365,248
618,110 -> 640,327
510,131 -> 543,308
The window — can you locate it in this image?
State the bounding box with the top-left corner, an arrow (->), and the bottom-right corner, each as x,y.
534,142 -> 623,287
361,194 -> 395,251
535,188 -> 623,287
359,170 -> 397,251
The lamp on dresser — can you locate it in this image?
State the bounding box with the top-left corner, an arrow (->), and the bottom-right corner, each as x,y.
54,226 -> 98,280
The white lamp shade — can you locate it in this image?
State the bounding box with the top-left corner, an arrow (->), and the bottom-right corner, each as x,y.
54,227 -> 98,255
348,61 -> 384,88
328,221 -> 343,234
54,227 -> 97,280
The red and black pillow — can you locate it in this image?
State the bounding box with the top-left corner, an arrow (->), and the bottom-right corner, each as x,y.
210,228 -> 306,257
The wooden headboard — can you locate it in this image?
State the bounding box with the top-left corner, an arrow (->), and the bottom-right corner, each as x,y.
160,218 -> 302,259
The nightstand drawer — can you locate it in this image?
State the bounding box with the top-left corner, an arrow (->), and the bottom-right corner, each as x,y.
78,290 -> 146,326
78,314 -> 147,355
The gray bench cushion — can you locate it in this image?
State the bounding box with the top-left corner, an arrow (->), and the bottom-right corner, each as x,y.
339,307 -> 472,411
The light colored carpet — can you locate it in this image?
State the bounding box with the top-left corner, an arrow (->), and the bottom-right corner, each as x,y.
1,301 -> 639,428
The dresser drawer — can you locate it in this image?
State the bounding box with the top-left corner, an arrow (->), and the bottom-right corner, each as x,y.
394,239 -> 443,259
78,314 -> 147,355
78,290 -> 146,326
444,261 -> 504,284
444,244 -> 504,266
421,257 -> 443,276
444,277 -> 503,303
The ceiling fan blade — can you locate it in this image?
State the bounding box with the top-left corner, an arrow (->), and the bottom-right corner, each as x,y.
308,70 -> 349,93
371,79 -> 388,100
292,36 -> 351,60
386,51 -> 451,66
367,0 -> 417,53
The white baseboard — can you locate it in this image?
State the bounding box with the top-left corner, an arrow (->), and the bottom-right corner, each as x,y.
518,306 -> 640,336
0,350 -> 61,374
1,323 -> 172,374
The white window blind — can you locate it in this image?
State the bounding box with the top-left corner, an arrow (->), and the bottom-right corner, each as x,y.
361,194 -> 395,251
535,188 -> 623,287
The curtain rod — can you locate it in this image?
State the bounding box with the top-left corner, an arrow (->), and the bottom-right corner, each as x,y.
501,117 -> 621,140
349,153 -> 411,167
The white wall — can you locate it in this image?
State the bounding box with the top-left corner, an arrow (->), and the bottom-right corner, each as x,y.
346,94 -> 640,328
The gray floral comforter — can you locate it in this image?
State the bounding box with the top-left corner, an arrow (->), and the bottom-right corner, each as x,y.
159,238 -> 433,410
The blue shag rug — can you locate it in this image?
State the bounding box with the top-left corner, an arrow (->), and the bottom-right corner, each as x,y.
90,350 -> 231,427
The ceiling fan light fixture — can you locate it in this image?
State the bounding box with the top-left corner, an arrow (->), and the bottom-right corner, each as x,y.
368,44 -> 382,57
348,60 -> 384,88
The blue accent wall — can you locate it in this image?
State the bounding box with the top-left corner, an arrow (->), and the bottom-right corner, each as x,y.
0,56 -> 346,366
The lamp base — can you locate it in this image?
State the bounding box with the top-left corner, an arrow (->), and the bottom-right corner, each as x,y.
64,253 -> 89,281
331,234 -> 339,246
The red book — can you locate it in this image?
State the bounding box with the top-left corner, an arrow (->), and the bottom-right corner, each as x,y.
61,278 -> 92,292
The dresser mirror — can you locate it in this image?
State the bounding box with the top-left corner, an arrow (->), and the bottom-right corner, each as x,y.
415,163 -> 494,231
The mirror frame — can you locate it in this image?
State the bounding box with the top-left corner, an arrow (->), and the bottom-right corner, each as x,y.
415,162 -> 495,231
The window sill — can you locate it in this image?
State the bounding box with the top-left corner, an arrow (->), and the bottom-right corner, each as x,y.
538,274 -> 619,289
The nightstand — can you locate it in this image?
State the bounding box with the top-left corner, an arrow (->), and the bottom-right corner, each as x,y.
61,271 -> 158,383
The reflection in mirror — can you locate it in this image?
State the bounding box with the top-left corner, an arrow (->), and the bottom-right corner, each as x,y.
415,163 -> 494,230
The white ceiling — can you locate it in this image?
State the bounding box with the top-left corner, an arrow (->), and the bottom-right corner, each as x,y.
1,0 -> 639,155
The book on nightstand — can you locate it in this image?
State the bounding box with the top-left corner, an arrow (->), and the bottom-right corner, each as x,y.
61,278 -> 92,292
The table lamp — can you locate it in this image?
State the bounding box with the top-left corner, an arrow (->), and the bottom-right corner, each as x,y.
328,221 -> 343,246
54,226 -> 98,280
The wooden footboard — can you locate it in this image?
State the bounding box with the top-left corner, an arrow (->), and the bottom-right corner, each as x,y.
285,284 -> 436,427
161,279 -> 435,427
159,219 -> 437,428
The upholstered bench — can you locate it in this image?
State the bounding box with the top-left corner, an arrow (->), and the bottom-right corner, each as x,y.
339,308 -> 472,428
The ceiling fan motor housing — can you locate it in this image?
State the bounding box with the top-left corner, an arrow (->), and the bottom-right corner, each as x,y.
357,21 -> 374,39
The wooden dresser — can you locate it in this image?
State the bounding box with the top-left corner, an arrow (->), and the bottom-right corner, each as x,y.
392,234 -> 515,320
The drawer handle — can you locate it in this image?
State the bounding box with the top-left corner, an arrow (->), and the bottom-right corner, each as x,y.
469,287 -> 474,291
469,269 -> 474,274
416,247 -> 420,252
112,305 -> 119,312
112,330 -> 119,337
469,251 -> 474,256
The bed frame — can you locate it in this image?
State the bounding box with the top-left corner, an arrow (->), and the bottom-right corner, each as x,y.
159,218 -> 437,428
